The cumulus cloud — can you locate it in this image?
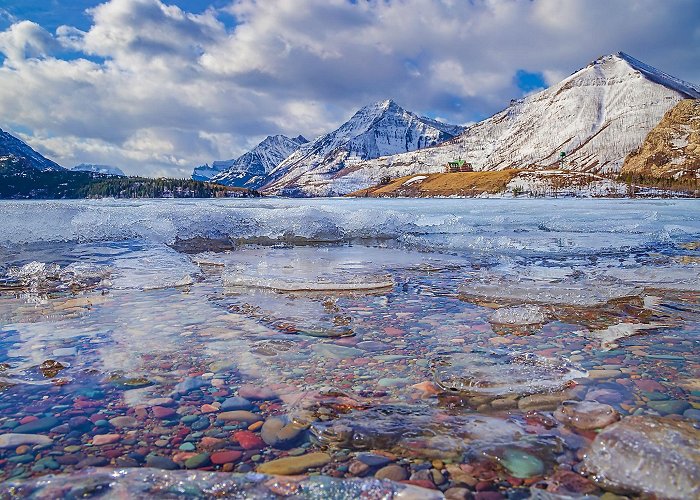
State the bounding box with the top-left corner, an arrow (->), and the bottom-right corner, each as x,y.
0,20 -> 57,63
0,0 -> 698,176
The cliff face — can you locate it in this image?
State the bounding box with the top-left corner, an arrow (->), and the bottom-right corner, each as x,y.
622,99 -> 700,179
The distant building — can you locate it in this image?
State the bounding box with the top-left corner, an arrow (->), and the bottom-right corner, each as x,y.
446,159 -> 473,173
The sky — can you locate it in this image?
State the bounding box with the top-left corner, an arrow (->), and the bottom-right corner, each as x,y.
0,0 -> 699,177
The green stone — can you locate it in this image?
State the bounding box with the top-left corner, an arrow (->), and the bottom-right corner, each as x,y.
647,400 -> 691,415
184,453 -> 211,469
179,442 -> 196,451
499,449 -> 544,478
643,391 -> 669,401
8,454 -> 34,464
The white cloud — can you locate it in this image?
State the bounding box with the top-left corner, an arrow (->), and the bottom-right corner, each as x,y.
0,20 -> 57,63
0,0 -> 698,176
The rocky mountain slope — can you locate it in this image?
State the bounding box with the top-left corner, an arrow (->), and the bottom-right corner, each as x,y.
209,135 -> 308,189
261,99 -> 464,196
302,52 -> 699,196
621,99 -> 699,179
0,128 -> 63,171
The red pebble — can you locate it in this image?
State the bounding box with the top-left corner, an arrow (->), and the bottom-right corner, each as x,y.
152,406 -> 176,419
210,450 -> 243,465
233,430 -> 264,449
384,327 -> 404,337
19,416 -> 38,425
634,379 -> 665,392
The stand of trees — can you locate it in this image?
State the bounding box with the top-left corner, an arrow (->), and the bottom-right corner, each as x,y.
0,157 -> 260,199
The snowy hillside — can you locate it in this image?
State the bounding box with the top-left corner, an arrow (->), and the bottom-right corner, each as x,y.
210,135 -> 308,189
0,128 -> 63,171
304,52 -> 700,196
262,99 -> 463,195
71,163 -> 125,176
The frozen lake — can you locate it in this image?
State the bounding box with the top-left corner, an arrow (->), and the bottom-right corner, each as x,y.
0,198 -> 699,498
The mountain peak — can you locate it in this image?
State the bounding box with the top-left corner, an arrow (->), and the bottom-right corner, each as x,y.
0,128 -> 63,171
586,52 -> 700,99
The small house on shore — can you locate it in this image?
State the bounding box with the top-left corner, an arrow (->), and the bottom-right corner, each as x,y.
446,159 -> 473,173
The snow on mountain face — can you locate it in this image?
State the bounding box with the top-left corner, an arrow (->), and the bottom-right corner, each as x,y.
71,164 -> 125,176
262,99 -> 464,195
0,128 -> 63,171
192,164 -> 225,182
307,53 -> 700,197
210,135 -> 308,189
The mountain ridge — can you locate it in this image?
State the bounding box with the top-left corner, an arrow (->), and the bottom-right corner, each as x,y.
261,99 -> 464,195
282,52 -> 699,196
0,128 -> 63,171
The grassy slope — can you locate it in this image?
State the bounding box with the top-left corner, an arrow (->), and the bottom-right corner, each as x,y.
348,170 -> 522,197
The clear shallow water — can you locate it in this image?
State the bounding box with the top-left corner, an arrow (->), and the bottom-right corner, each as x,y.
0,198 -> 698,498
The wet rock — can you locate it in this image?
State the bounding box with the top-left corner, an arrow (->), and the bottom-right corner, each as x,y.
92,434 -> 120,445
146,455 -> 180,470
39,360 -> 65,378
444,487 -> 472,500
356,341 -> 391,352
260,416 -> 305,449
233,430 -> 264,449
584,388 -> 623,405
13,416 -> 60,434
152,406 -> 177,419
312,344 -> 364,360
256,452 -> 331,475
238,385 -> 279,401
496,449 -> 544,478
77,456 -> 110,468
357,453 -> 391,467
185,453 -> 211,469
146,397 -> 175,407
547,469 -> 598,495
0,434 -> 52,448
683,408 -> 700,421
518,393 -> 568,411
171,376 -> 209,396
109,416 -> 138,428
375,464 -> 408,481
348,460 -> 371,476
67,416 -> 91,431
647,399 -> 691,415
220,397 -> 253,411
211,450 -> 243,465
218,411 -> 262,423
583,416 -> 700,499
554,400 -> 620,430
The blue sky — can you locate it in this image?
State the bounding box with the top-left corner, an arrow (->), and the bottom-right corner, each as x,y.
0,0 -> 698,177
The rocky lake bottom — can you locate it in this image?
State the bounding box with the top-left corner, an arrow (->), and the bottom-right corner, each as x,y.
0,198 -> 697,499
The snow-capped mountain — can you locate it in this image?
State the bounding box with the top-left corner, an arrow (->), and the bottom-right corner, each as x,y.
192,162 -> 230,182
0,128 -> 63,171
71,163 -> 125,176
302,52 -> 700,197
209,135 -> 308,189
262,99 -> 464,195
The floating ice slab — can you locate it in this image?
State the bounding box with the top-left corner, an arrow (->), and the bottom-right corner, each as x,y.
432,350 -> 587,396
489,305 -> 547,325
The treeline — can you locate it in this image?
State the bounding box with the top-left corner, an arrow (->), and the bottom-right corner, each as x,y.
0,157 -> 259,199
